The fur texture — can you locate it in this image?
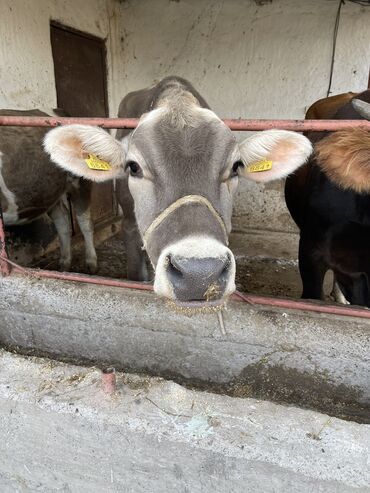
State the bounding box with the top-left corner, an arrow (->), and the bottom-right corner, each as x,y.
315,128 -> 370,193
157,81 -> 200,128
158,90 -> 217,129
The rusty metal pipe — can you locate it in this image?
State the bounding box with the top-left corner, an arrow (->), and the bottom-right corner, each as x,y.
10,265 -> 153,291
0,115 -> 369,131
232,291 -> 370,320
3,261 -> 370,320
101,367 -> 116,395
223,119 -> 370,132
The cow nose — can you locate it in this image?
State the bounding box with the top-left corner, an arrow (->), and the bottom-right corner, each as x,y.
166,254 -> 232,301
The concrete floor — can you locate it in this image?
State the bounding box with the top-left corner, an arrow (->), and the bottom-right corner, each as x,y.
0,350 -> 369,493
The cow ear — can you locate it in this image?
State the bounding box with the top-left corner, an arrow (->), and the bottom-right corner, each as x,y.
44,125 -> 126,182
239,130 -> 312,183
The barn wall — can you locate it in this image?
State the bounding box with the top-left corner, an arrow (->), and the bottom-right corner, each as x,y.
116,0 -> 370,234
0,0 -> 125,116
0,0 -> 369,238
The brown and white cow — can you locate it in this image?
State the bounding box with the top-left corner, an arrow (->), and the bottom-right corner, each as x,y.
0,109 -> 97,272
44,76 -> 312,307
285,90 -> 370,306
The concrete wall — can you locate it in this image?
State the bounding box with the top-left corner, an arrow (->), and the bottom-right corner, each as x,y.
117,0 -> 369,119
1,0 -> 369,235
0,0 -> 125,116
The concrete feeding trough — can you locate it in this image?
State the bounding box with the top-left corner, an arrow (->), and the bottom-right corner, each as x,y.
0,273 -> 369,423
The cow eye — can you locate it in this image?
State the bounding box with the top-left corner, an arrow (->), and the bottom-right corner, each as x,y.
126,161 -> 143,178
231,160 -> 244,178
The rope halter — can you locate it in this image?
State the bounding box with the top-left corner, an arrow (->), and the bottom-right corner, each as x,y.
142,194 -> 229,251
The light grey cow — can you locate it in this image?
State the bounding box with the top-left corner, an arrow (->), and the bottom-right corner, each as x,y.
0,109 -> 97,272
45,76 -> 312,307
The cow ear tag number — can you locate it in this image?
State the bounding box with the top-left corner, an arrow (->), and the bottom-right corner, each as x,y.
85,153 -> 112,171
246,160 -> 273,173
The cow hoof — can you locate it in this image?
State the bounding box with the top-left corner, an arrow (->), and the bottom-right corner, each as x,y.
86,260 -> 98,275
330,282 -> 350,305
127,263 -> 150,282
330,292 -> 350,305
127,271 -> 150,282
59,260 -> 71,272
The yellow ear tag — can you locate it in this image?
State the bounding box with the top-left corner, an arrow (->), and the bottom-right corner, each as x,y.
84,153 -> 112,171
246,160 -> 273,173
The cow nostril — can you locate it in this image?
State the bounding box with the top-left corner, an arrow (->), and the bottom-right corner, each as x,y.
220,255 -> 231,278
223,256 -> 231,271
166,255 -> 183,280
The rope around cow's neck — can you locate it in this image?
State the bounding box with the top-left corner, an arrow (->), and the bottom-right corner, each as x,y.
142,195 -> 229,250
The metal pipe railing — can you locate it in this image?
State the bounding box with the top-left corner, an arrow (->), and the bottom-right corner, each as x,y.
2,261 -> 370,320
0,115 -> 369,131
1,115 -> 370,320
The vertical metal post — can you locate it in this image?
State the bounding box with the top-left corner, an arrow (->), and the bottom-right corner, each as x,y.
0,207 -> 11,276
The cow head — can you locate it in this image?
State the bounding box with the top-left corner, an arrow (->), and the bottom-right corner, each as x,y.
44,93 -> 311,308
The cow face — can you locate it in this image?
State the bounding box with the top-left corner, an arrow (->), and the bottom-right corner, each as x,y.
44,96 -> 312,307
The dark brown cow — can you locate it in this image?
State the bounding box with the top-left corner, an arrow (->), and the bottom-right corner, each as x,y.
285,91 -> 370,306
45,76 -> 312,307
0,109 -> 97,272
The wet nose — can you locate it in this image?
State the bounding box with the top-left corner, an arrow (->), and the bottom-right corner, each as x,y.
166,254 -> 232,301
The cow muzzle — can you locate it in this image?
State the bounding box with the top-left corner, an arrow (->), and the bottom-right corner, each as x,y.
142,195 -> 235,306
154,236 -> 236,306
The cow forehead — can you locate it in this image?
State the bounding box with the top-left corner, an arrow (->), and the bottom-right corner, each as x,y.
137,103 -> 222,128
129,105 -> 237,166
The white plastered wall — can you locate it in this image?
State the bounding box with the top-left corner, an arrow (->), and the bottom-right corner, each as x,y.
115,0 -> 370,234
0,0 -> 369,235
0,0 -> 125,116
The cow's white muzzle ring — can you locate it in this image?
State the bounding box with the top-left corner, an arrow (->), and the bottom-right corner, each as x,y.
142,195 -> 229,250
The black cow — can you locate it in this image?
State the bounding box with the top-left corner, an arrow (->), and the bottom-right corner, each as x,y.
285,91 -> 370,306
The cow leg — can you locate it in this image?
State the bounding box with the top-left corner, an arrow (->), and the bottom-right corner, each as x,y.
349,273 -> 370,307
330,276 -> 350,305
49,200 -> 72,272
116,179 -> 149,281
298,235 -> 327,300
69,180 -> 97,274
